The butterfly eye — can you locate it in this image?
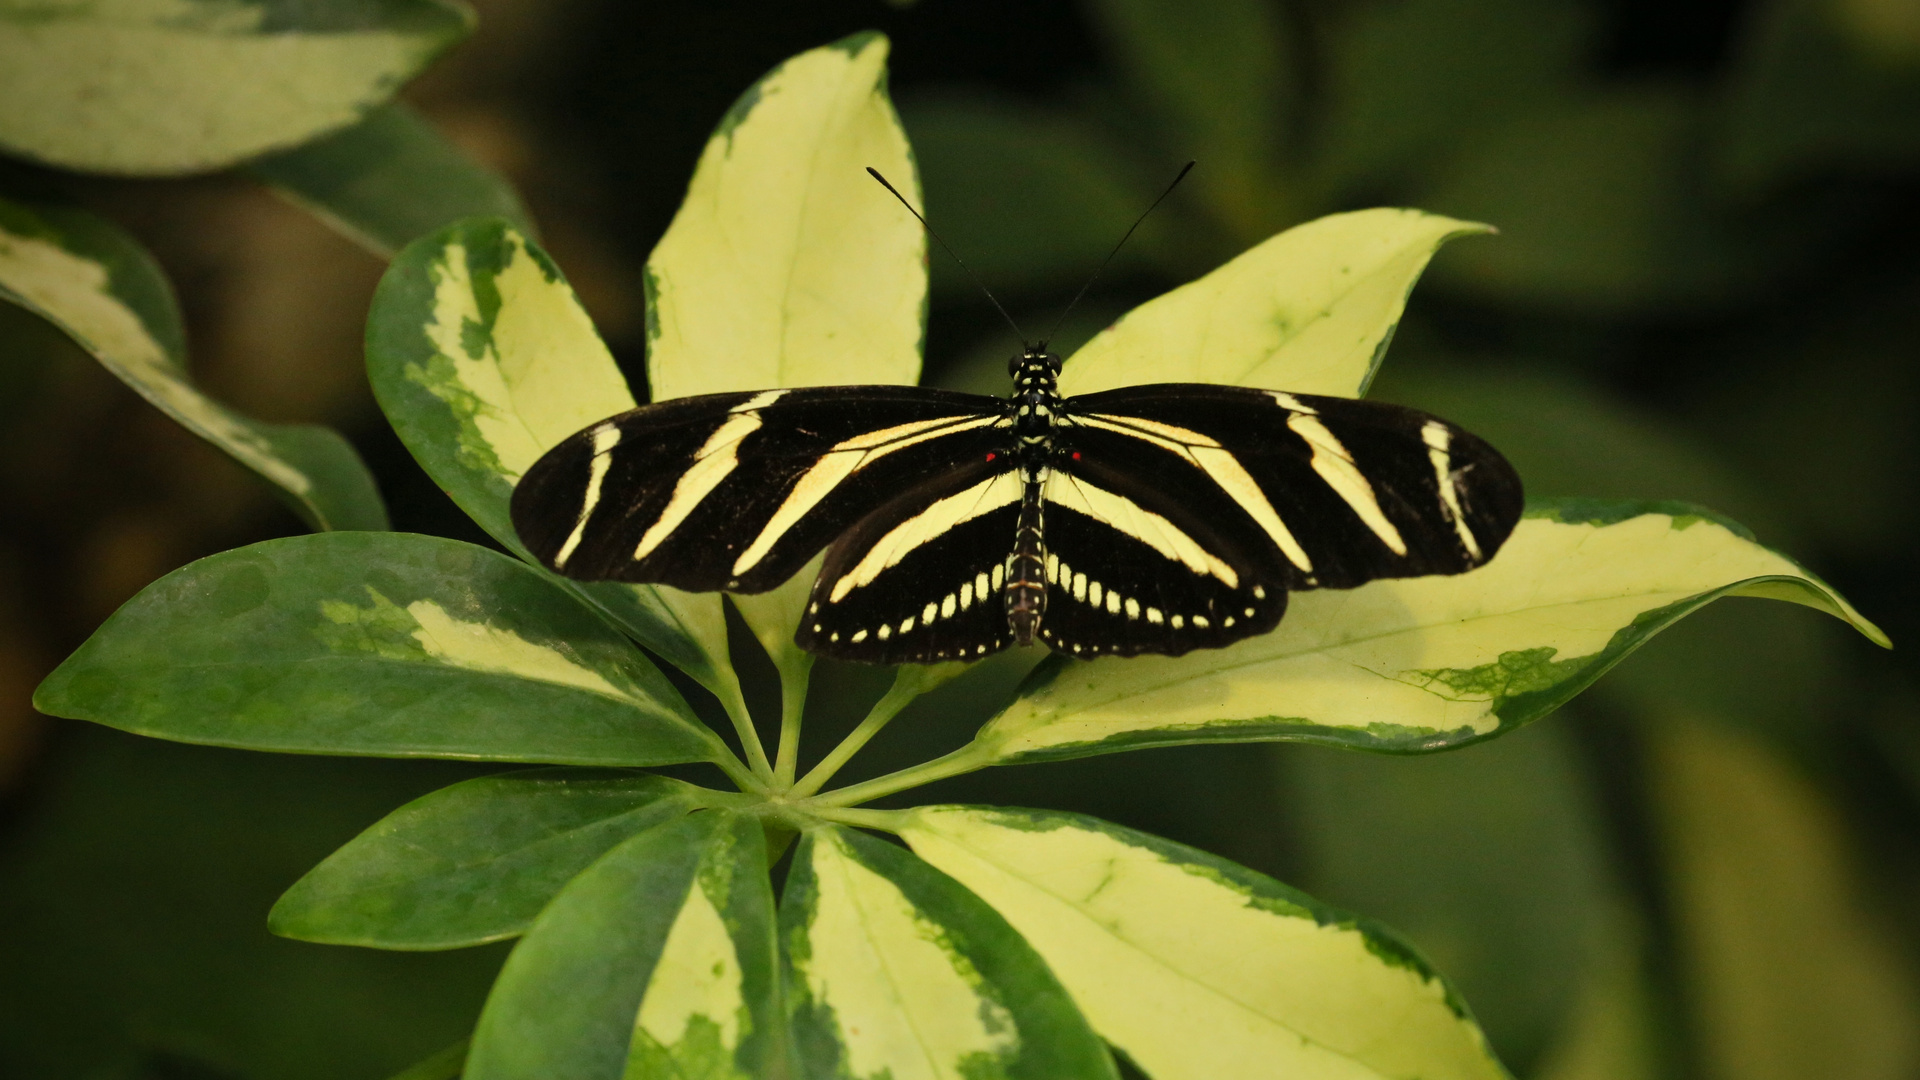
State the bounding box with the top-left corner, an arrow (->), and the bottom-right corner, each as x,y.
1006,355 -> 1023,378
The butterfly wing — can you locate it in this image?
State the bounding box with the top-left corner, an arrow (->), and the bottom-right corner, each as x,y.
799,464 -> 1025,664
511,386 -> 1010,592
1058,384 -> 1523,592
1035,464 -> 1285,658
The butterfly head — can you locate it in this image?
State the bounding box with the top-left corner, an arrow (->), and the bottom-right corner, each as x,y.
1008,346 -> 1062,386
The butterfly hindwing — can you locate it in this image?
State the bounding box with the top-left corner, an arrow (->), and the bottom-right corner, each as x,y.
511,386 -> 1009,592
799,466 -> 1024,664
1058,385 -> 1523,592
1037,466 -> 1287,657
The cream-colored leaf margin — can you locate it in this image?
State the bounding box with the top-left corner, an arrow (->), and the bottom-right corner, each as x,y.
900,806 -> 1510,1080
1060,208 -> 1489,399
0,0 -> 472,175
976,504 -> 1887,762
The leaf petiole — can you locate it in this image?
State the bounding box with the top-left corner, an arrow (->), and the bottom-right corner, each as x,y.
791,665 -> 930,797
710,673 -> 776,785
811,739 -> 997,808
771,654 -> 814,788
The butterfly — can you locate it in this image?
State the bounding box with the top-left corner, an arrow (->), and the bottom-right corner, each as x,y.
509,345 -> 1523,665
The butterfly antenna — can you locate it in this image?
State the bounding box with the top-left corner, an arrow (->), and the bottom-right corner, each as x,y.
1043,160 -> 1195,348
867,167 -> 1029,351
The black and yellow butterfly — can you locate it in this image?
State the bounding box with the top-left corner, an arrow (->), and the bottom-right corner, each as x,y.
510,343 -> 1522,666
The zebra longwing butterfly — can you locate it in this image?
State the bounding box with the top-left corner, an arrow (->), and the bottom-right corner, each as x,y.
509,348 -> 1523,665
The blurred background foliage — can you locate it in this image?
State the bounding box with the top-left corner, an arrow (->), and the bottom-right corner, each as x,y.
1,0 -> 1918,1077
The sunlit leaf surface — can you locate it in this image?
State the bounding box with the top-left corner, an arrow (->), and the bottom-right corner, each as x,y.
977,500 -> 1886,762
645,32 -> 925,661
271,769 -> 701,950
901,806 -> 1510,1080
466,812 -> 785,1080
783,824 -> 1118,1080
0,0 -> 473,175
33,532 -> 719,767
1060,208 -> 1489,398
0,195 -> 387,530
646,31 -> 924,401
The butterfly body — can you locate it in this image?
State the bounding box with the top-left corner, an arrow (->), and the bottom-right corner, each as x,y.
1005,349 -> 1064,647
510,349 -> 1523,665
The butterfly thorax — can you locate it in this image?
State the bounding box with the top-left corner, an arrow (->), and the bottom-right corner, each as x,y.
1004,348 -> 1062,644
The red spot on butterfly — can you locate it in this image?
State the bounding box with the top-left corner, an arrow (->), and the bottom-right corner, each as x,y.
985,452 -> 997,461
1072,451 -> 1082,460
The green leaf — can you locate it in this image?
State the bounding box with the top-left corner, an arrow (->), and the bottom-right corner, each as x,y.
973,500 -> 1887,763
34,531 -> 722,767
0,0 -> 473,176
1650,720 -> 1920,1080
646,31 -> 923,402
1081,0 -> 1297,241
1059,208 -> 1489,398
782,825 -> 1118,1080
899,806 -> 1510,1080
251,101 -> 535,259
367,216 -> 736,694
645,32 -> 924,660
0,194 -> 387,531
466,811 -> 787,1080
271,768 -> 703,950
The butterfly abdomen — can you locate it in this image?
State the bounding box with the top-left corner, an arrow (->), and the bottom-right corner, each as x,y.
1005,481 -> 1047,644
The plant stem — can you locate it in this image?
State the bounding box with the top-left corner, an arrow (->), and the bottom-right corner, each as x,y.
771,656 -> 814,789
792,668 -> 926,798
812,740 -> 997,808
808,805 -> 912,831
710,746 -> 769,794
712,669 -> 774,783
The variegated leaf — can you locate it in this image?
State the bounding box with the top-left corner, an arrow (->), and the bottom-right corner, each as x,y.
367,217 -> 738,698
975,500 -> 1887,762
466,812 -> 787,1080
645,31 -> 923,401
0,0 -> 473,175
782,825 -> 1118,1080
900,806 -> 1511,1080
645,32 -> 925,665
271,769 -> 703,950
0,195 -> 387,531
33,532 -> 721,768
1060,208 -> 1490,399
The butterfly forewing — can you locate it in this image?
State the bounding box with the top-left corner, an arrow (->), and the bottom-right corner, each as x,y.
1058,385 -> 1523,592
800,466 -> 1024,664
1037,467 -> 1287,657
511,387 -> 1009,592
